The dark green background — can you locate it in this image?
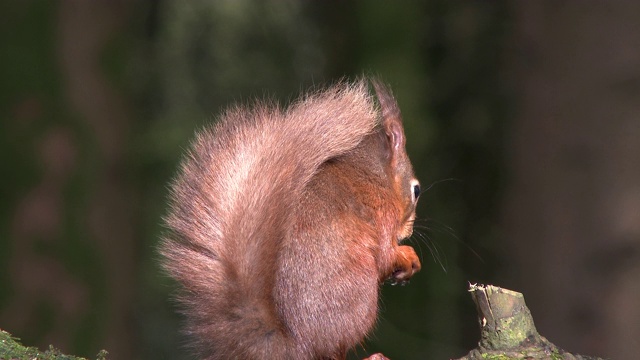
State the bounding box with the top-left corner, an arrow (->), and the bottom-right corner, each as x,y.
3,1 -> 639,359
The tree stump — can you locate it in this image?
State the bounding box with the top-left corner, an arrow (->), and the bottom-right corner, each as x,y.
457,284 -> 604,360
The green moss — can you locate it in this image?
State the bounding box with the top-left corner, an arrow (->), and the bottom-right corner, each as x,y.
0,329 -> 108,360
549,350 -> 564,360
481,354 -> 512,360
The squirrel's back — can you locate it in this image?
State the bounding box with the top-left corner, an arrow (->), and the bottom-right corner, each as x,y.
161,79 -> 420,359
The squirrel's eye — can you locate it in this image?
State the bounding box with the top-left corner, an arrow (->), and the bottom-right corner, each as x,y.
411,180 -> 420,201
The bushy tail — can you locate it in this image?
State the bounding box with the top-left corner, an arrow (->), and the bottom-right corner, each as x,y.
160,80 -> 379,359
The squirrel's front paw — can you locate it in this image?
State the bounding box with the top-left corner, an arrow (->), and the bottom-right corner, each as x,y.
390,245 -> 421,285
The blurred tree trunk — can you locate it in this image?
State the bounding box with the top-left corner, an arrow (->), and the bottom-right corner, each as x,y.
1,1 -> 136,359
56,1 -> 135,359
503,2 -> 640,359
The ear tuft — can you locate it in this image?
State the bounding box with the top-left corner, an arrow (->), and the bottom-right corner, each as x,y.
371,79 -> 406,152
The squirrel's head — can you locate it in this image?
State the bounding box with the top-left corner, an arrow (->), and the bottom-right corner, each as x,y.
372,80 -> 420,243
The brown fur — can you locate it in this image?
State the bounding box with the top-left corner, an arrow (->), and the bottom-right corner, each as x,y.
160,79 -> 421,359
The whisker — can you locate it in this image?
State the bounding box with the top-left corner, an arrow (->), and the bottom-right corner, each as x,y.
415,219 -> 459,241
423,178 -> 462,194
410,229 -> 448,273
411,216 -> 485,264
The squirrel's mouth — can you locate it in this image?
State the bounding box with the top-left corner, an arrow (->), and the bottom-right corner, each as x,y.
396,225 -> 414,244
396,214 -> 416,243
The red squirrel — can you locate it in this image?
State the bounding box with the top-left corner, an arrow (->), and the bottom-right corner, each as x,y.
161,79 -> 421,359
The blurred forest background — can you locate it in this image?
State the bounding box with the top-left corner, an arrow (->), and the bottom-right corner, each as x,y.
1,1 -> 639,359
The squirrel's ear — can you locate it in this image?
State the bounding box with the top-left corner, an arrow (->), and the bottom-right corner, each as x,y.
372,79 -> 406,156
